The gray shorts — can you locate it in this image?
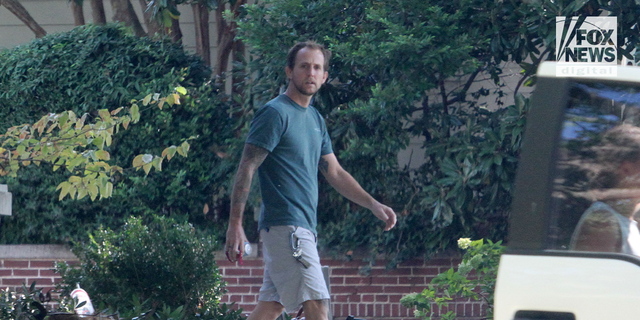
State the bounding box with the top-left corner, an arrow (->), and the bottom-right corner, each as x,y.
258,225 -> 330,312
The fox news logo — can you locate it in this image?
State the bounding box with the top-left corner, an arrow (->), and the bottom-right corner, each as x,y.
556,17 -> 617,77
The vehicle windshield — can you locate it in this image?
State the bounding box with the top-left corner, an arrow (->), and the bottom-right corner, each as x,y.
549,80 -> 640,256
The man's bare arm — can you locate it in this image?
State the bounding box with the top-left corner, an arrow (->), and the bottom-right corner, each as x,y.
225,143 -> 269,262
319,153 -> 397,231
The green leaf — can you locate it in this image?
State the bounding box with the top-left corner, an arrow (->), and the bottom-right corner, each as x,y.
130,104 -> 140,123
175,86 -> 187,95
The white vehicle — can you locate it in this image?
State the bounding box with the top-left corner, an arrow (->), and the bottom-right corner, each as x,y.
494,62 -> 640,320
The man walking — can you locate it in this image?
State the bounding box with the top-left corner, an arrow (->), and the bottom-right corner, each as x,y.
225,41 -> 397,320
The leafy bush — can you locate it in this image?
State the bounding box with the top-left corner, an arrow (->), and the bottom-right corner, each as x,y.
0,282 -> 48,320
55,215 -> 242,320
400,238 -> 505,320
0,23 -> 248,244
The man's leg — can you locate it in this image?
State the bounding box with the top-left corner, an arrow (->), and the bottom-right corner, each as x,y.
302,299 -> 329,320
246,301 -> 285,320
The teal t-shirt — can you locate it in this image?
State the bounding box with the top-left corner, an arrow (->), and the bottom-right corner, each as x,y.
246,94 -> 333,234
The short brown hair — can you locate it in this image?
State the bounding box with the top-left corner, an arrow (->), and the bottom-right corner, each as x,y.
286,41 -> 332,71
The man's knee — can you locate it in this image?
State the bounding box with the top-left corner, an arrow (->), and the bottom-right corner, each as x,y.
247,301 -> 285,320
302,299 -> 329,320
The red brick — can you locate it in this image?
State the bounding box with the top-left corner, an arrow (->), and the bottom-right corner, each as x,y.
4,260 -> 29,268
369,267 -> 411,276
14,270 -> 38,277
358,303 -> 366,316
330,286 -> 357,294
239,304 -> 255,313
228,295 -> 242,303
389,294 -> 404,303
391,304 -> 400,317
250,269 -> 264,277
2,278 -> 27,286
29,278 -> 54,286
29,261 -> 57,268
375,304 -> 382,316
243,295 -> 256,303
375,295 -> 388,302
225,286 -> 251,294
383,286 -> 415,294
345,277 -> 370,285
238,277 -> 262,285
397,259 -> 427,267
0,270 -> 12,276
333,295 -> 348,303
398,276 -> 426,285
366,304 -> 374,316
362,294 -> 374,302
224,278 -> 238,285
384,304 -> 391,317
347,294 -> 360,303
371,277 -> 397,285
331,268 -> 359,276
240,260 -> 263,267
413,267 -> 442,276
225,268 -> 251,276
251,286 -> 262,293
220,295 -> 230,303
330,277 -> 344,285
353,285 -> 383,293
40,269 -> 58,277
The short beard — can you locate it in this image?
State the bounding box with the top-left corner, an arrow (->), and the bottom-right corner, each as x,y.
293,81 -> 318,96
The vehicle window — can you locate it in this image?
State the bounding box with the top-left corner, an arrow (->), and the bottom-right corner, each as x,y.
548,80 -> 640,257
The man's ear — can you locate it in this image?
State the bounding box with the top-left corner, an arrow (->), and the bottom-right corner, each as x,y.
322,71 -> 328,84
285,66 -> 292,80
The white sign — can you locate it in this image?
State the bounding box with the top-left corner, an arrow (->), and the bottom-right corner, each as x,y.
556,17 -> 617,77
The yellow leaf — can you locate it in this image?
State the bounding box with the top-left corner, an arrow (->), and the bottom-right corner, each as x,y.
143,94 -> 153,106
181,141 -> 190,157
123,117 -> 131,130
57,182 -> 71,200
98,109 -> 111,122
173,93 -> 181,105
166,94 -> 175,106
132,154 -> 144,168
77,187 -> 88,200
130,104 -> 140,123
152,156 -> 162,171
162,146 -> 177,160
76,113 -> 87,130
88,184 -> 99,201
69,176 -> 82,184
176,86 -> 187,95
111,107 -> 123,115
95,150 -> 110,161
143,163 -> 152,175
158,100 -> 165,110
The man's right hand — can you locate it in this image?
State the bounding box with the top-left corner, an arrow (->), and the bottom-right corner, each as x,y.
225,223 -> 248,264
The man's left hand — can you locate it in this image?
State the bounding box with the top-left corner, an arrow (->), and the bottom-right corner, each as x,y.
371,202 -> 397,231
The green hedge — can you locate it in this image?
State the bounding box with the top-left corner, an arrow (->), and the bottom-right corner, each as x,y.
0,23 -> 248,244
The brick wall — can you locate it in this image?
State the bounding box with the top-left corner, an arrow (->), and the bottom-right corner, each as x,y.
0,245 -> 487,320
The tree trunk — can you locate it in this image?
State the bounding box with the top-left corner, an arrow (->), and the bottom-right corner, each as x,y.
168,15 -> 182,43
110,0 -> 146,37
215,1 -> 246,77
89,0 -> 107,24
0,0 -> 47,38
71,0 -> 85,26
138,0 -> 162,37
192,2 -> 210,66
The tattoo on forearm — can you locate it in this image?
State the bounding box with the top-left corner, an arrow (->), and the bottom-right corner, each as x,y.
231,144 -> 269,206
319,157 -> 329,175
